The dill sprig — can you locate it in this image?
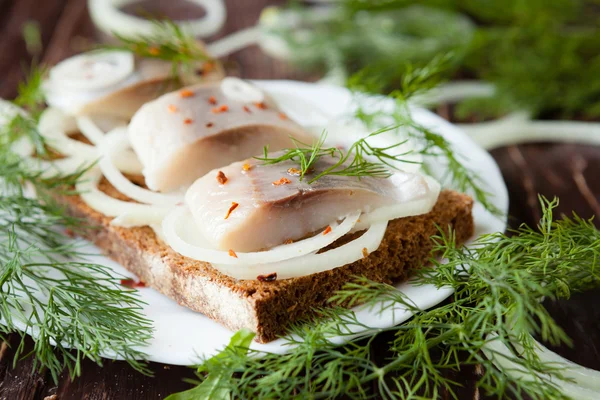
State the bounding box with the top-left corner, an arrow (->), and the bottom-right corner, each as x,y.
13,63 -> 47,120
0,70 -> 153,382
256,127 -> 416,183
169,196 -> 598,399
350,58 -> 503,217
101,19 -> 212,78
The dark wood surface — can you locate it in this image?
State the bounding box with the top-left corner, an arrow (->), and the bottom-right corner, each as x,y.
0,1 -> 598,399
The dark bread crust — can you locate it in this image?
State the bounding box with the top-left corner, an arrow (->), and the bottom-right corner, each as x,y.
58,179 -> 474,343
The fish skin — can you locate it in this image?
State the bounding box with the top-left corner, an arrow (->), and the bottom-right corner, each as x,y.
185,153 -> 433,252
128,81 -> 315,193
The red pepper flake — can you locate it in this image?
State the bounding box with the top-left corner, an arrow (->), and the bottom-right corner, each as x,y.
203,61 -> 215,73
278,112 -> 288,120
211,104 -> 229,114
148,47 -> 160,56
257,272 -> 277,282
272,177 -> 291,186
64,228 -> 75,238
120,279 -> 146,288
254,102 -> 268,110
168,104 -> 178,113
216,170 -> 228,185
224,202 -> 239,219
242,163 -> 252,172
208,96 -> 217,105
283,238 -> 294,244
287,167 -> 301,176
323,226 -> 332,235
243,106 -> 252,113
179,89 -> 195,98
183,118 -> 193,125
362,247 -> 369,258
206,122 -> 214,128
228,249 -> 238,258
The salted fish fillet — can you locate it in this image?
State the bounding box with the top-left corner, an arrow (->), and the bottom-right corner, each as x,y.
128,82 -> 315,192
185,153 -> 438,252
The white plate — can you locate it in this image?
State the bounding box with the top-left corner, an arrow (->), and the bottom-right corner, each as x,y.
19,81 -> 510,365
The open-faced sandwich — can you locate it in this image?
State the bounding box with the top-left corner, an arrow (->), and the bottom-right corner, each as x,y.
16,48 -> 474,343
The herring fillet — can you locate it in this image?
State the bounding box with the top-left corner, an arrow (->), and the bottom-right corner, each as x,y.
185,154 -> 436,252
128,82 -> 315,193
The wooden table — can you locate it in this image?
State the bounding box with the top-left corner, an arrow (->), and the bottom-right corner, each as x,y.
0,1 -> 598,399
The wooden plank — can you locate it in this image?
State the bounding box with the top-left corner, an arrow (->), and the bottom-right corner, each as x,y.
0,0 -> 68,98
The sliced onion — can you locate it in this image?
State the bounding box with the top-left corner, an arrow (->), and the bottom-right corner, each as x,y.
412,81 -> 496,107
458,116 -> 600,150
38,108 -> 98,158
76,116 -> 106,145
49,51 -> 134,91
213,221 -> 389,280
511,336 -> 600,391
162,205 -> 361,266
111,146 -> 144,175
38,107 -> 79,134
36,157 -> 91,179
44,72 -> 143,116
0,99 -> 25,127
220,77 -> 265,103
98,128 -> 183,206
111,210 -> 172,228
76,168 -> 171,225
354,176 -> 441,231
0,100 -> 34,156
484,334 -> 600,400
206,27 -> 261,58
88,0 -> 226,39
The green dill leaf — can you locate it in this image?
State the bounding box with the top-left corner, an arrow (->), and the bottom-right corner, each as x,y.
165,329 -> 255,400
13,63 -> 47,120
256,127 -> 417,183
99,19 -> 213,80
22,20 -> 42,57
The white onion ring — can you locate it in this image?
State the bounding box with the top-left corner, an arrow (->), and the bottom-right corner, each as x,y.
38,108 -> 98,158
509,334 -> 600,392
412,81 -> 496,107
458,116 -> 600,150
88,0 -> 226,39
220,77 -> 265,103
25,157 -> 90,179
213,221 -> 389,280
111,210 -> 173,228
484,334 -> 600,400
99,128 -> 183,206
206,27 -> 261,58
354,176 -> 441,231
111,146 -> 144,175
49,51 -> 134,91
76,116 -> 106,145
76,168 -> 171,225
163,205 -> 361,266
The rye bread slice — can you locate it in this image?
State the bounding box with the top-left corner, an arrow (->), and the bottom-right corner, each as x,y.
57,177 -> 474,343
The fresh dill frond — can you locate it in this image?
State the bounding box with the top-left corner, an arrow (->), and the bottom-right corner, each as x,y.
347,52 -> 454,99
256,127 -> 416,183
13,63 -> 47,120
408,120 -> 503,217
101,19 -> 212,78
0,69 -> 153,382
170,196 -> 597,399
349,62 -> 503,216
